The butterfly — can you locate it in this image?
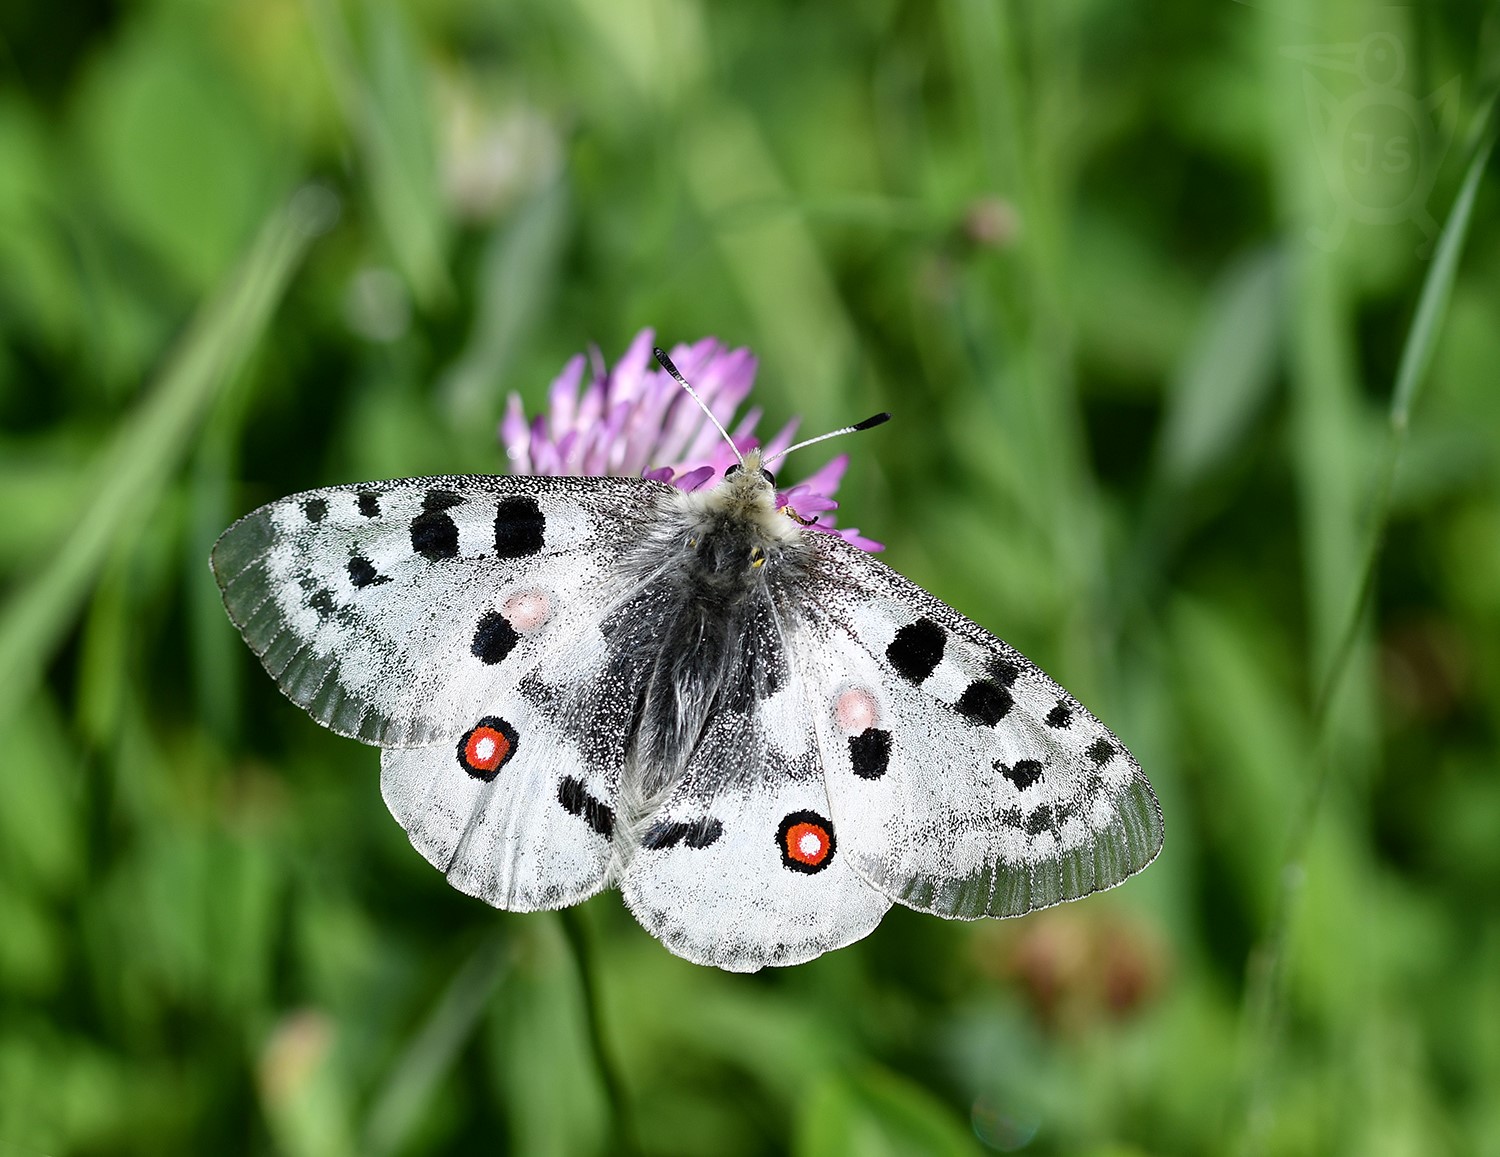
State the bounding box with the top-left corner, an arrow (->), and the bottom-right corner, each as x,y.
211,348 -> 1162,972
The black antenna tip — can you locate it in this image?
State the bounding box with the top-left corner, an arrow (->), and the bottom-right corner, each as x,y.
653,347 -> 682,377
853,411 -> 892,432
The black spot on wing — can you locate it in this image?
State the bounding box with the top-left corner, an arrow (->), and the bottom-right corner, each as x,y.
849,728 -> 892,780
357,491 -> 381,518
997,758 -> 1043,790
1025,805 -> 1055,836
642,817 -> 724,851
308,588 -> 335,618
685,820 -> 724,849
347,555 -> 390,589
1046,699 -> 1073,728
990,657 -> 1020,687
495,496 -> 545,559
955,678 -> 1013,726
411,489 -> 463,560
558,775 -> 614,839
471,610 -> 519,665
1087,738 -> 1116,766
642,823 -> 680,850
886,618 -> 945,683
302,497 -> 328,523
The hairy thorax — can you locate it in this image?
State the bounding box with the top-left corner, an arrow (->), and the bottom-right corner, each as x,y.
610,453 -> 815,811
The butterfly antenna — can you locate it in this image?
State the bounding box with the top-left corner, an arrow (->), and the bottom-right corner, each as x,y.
763,411 -> 891,469
654,347 -> 744,465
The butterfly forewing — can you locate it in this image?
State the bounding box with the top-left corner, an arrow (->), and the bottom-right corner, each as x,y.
210,475 -> 665,746
801,536 -> 1163,920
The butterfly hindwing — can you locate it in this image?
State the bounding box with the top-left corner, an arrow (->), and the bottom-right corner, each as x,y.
379,689 -> 620,912
619,692 -> 892,972
803,536 -> 1164,919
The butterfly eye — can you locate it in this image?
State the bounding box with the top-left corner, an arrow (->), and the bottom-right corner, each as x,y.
760,468 -> 776,486
724,464 -> 742,477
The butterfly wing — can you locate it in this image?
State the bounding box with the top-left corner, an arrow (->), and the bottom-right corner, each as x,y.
211,475 -> 663,745
618,675 -> 892,972
800,535 -> 1163,919
212,474 -> 671,910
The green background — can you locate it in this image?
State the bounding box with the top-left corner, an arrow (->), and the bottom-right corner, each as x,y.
2,0 -> 1498,1153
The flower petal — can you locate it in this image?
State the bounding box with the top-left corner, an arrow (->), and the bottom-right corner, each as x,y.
673,464 -> 717,491
502,395 -> 531,472
502,329 -> 881,550
792,453 -> 849,501
546,354 -> 586,439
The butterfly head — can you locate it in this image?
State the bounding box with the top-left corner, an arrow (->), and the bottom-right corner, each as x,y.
651,344 -> 889,547
672,448 -> 801,554
722,452 -> 777,492
707,449 -> 790,528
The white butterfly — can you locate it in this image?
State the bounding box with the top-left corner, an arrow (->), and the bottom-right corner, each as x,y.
211,350 -> 1162,972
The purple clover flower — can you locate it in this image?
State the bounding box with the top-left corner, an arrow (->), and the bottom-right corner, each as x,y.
501,329 -> 882,551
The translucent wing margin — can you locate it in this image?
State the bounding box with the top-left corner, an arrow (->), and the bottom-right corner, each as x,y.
802,536 -> 1163,920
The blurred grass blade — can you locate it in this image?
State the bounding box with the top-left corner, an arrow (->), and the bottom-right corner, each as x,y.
436,178 -> 571,433
306,0 -> 450,307
794,1067 -> 980,1157
1121,245 -> 1286,618
1316,113 -> 1496,715
259,1009 -> 359,1157
1390,122 -> 1496,428
684,104 -> 858,413
1238,108 -> 1497,1155
1156,245 -> 1283,488
364,932 -> 512,1157
0,186 -> 336,730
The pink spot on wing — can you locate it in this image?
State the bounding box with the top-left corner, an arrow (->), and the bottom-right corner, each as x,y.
503,590 -> 551,634
835,687 -> 879,733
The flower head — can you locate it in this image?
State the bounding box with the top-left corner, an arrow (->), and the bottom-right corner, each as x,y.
501,329 -> 881,550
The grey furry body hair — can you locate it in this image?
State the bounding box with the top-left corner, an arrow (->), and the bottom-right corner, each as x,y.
605,454 -> 816,843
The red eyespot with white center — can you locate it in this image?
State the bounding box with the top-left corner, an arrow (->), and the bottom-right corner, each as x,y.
502,589 -> 551,634
834,686 -> 879,733
456,716 -> 519,781
777,810 -> 836,874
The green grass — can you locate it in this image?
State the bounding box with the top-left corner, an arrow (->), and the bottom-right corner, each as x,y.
1,1 -> 1498,1154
